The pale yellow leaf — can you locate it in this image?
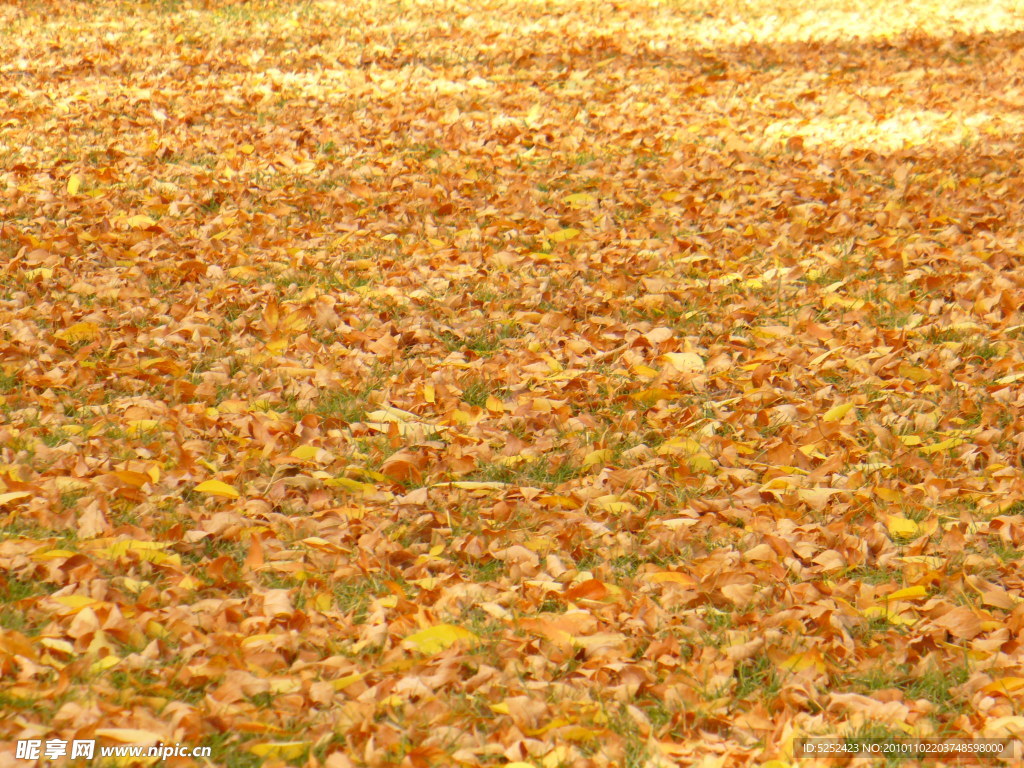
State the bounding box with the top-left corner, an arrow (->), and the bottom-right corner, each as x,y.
194,479 -> 240,498
403,624 -> 478,654
290,445 -> 319,461
660,352 -> 705,373
886,586 -> 928,601
55,321 -> 100,343
126,214 -> 157,229
440,481 -> 508,491
583,449 -> 613,468
248,742 -> 309,759
886,515 -> 921,539
548,227 -> 580,243
919,437 -> 967,455
822,402 -> 854,422
563,192 -> 595,208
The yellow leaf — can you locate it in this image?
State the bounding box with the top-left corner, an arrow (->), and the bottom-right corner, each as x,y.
423,384 -> 435,403
290,445 -> 319,461
563,192 -> 595,208
822,402 -> 854,422
537,494 -> 580,509
886,515 -> 921,539
403,624 -> 478,654
67,174 -> 82,195
660,352 -> 705,373
861,605 -> 916,625
779,650 -> 826,673
886,585 -> 928,601
583,449 -> 613,468
440,481 -> 508,491
660,190 -> 682,202
239,143 -> 255,155
0,491 -> 31,506
873,487 -> 902,503
631,363 -> 659,378
120,578 -> 148,594
126,214 -> 157,229
90,655 -> 120,673
594,496 -> 636,513
248,742 -> 309,759
53,595 -> 100,610
24,266 -> 53,280
177,574 -> 202,590
485,395 -> 505,413
898,363 -> 931,382
548,227 -> 580,243
325,477 -> 376,494
126,419 -> 162,437
630,387 -> 679,405
331,672 -> 364,691
194,479 -> 240,498
919,437 -> 967,455
32,549 -> 78,560
489,702 -> 511,715
39,637 -> 74,654
688,453 -> 715,473
995,372 -> 1024,385
554,725 -> 600,742
55,321 -> 100,343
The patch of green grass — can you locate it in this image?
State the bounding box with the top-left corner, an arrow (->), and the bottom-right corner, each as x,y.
439,323 -> 521,355
0,370 -> 20,395
0,575 -> 57,635
705,607 -> 734,631
609,555 -> 645,580
333,574 -> 394,624
905,664 -> 969,712
314,388 -> 368,423
969,342 -> 1001,361
847,565 -> 900,585
734,652 -> 782,699
0,691 -> 49,711
605,704 -> 652,767
870,305 -> 913,330
464,558 -> 503,583
925,327 -> 970,344
470,455 -> 582,488
202,733 -> 265,768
